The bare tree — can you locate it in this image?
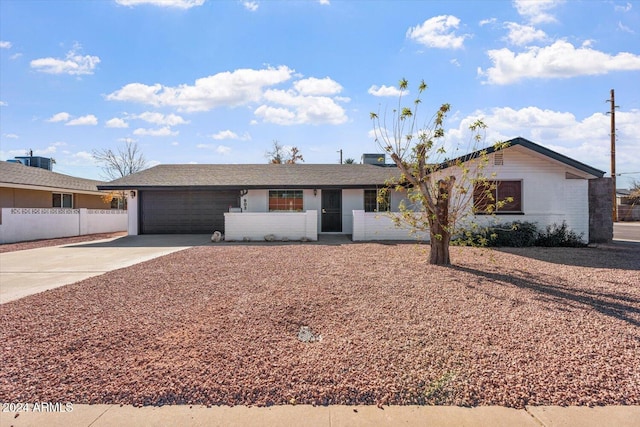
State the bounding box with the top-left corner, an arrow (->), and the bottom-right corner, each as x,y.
266,140 -> 304,164
92,140 -> 148,180
371,79 -> 508,265
93,140 -> 148,209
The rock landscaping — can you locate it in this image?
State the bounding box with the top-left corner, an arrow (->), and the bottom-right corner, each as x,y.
1,242 -> 638,408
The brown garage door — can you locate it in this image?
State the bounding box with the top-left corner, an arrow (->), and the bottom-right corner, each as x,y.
140,190 -> 238,234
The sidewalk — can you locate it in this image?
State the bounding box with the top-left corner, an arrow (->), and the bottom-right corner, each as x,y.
2,404 -> 639,427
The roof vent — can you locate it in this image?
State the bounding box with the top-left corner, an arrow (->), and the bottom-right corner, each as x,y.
362,153 -> 386,166
494,152 -> 504,166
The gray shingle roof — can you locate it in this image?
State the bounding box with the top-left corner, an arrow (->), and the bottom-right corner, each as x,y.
0,161 -> 106,193
98,164 -> 399,190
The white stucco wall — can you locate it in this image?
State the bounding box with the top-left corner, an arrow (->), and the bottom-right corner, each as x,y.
352,211 -> 430,241
224,210 -> 318,241
0,208 -> 127,244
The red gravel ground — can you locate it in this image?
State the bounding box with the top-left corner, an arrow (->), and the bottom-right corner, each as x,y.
0,232 -> 126,253
1,242 -> 638,408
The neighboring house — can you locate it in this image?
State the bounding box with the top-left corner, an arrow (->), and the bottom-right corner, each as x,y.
617,189 -> 640,221
99,137 -> 607,243
1,160 -> 113,210
0,161 -> 127,244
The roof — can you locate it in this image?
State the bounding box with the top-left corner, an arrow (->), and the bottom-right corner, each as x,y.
0,161 -> 107,194
449,137 -> 605,178
97,137 -> 605,191
98,164 -> 399,190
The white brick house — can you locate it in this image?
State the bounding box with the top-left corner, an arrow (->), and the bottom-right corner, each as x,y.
99,137 -> 605,242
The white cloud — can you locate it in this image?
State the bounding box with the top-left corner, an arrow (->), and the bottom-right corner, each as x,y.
618,22 -> 635,34
3,133 -> 19,139
479,40 -> 640,85
0,101 -> 7,107
479,18 -> 496,26
242,1 -> 258,11
210,130 -> 251,140
66,115 -> 98,126
73,151 -> 95,162
293,77 -> 342,95
504,22 -> 547,46
448,106 -> 640,177
133,127 -> 178,136
105,118 -> 129,128
513,0 -> 562,24
47,112 -> 71,123
406,15 -> 468,49
0,41 -> 11,49
107,65 -> 294,112
216,145 -> 231,154
135,111 -> 189,126
10,53 -> 23,60
256,89 -> 347,125
115,0 -> 205,8
318,0 -> 330,4
30,44 -> 100,76
368,85 -> 403,97
615,2 -> 632,13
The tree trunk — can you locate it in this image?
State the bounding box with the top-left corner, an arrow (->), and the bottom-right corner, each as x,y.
429,224 -> 451,265
428,177 -> 455,265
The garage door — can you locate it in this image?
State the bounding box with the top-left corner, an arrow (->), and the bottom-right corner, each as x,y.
140,190 -> 238,234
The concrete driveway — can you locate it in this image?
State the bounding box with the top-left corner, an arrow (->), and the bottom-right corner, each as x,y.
0,235 -> 211,304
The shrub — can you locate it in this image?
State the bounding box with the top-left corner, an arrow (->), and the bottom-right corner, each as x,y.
454,221 -> 538,247
535,222 -> 586,247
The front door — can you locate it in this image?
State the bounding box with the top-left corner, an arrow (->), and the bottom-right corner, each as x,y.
321,189 -> 342,232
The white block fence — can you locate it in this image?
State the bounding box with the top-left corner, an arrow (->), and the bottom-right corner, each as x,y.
352,210 -> 430,241
0,208 -> 127,244
224,210 -> 318,241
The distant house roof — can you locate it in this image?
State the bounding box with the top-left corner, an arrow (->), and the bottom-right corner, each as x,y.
450,137 -> 605,178
98,164 -> 399,190
0,161 -> 106,194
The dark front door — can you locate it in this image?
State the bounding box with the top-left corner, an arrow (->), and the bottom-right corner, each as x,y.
321,189 -> 342,232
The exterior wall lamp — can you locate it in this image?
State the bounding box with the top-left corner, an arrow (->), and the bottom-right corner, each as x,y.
130,190 -> 136,199
313,189 -> 318,196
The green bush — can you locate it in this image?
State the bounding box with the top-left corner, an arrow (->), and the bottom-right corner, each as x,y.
535,222 -> 586,247
455,220 -> 585,247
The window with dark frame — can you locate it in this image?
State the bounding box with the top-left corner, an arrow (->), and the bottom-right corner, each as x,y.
364,189 -> 390,212
268,190 -> 303,211
52,193 -> 73,208
473,180 -> 522,213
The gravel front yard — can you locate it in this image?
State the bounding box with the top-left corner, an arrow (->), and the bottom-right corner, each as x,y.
1,242 -> 639,408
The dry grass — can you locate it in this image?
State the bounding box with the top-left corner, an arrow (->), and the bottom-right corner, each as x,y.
1,242 -> 638,408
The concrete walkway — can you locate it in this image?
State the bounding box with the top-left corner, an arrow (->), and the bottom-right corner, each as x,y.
1,404 -> 639,427
0,234 -> 209,304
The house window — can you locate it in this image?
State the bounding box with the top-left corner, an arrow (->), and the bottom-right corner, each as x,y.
473,180 -> 522,214
52,193 -> 73,208
269,190 -> 303,211
364,189 -> 390,212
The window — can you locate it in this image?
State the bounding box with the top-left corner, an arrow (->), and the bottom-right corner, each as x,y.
269,190 -> 303,211
364,189 -> 390,212
52,193 -> 73,208
473,180 -> 522,213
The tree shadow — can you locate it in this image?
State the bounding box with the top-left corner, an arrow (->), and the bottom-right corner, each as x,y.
451,264 -> 640,328
493,241 -> 640,270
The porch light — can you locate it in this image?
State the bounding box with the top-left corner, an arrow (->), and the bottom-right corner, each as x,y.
130,190 -> 136,199
313,189 -> 318,196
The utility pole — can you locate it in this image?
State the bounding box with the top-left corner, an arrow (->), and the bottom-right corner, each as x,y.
337,149 -> 343,164
608,89 -> 618,222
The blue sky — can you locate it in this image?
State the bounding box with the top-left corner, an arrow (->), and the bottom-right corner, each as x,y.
1,0 -> 639,187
